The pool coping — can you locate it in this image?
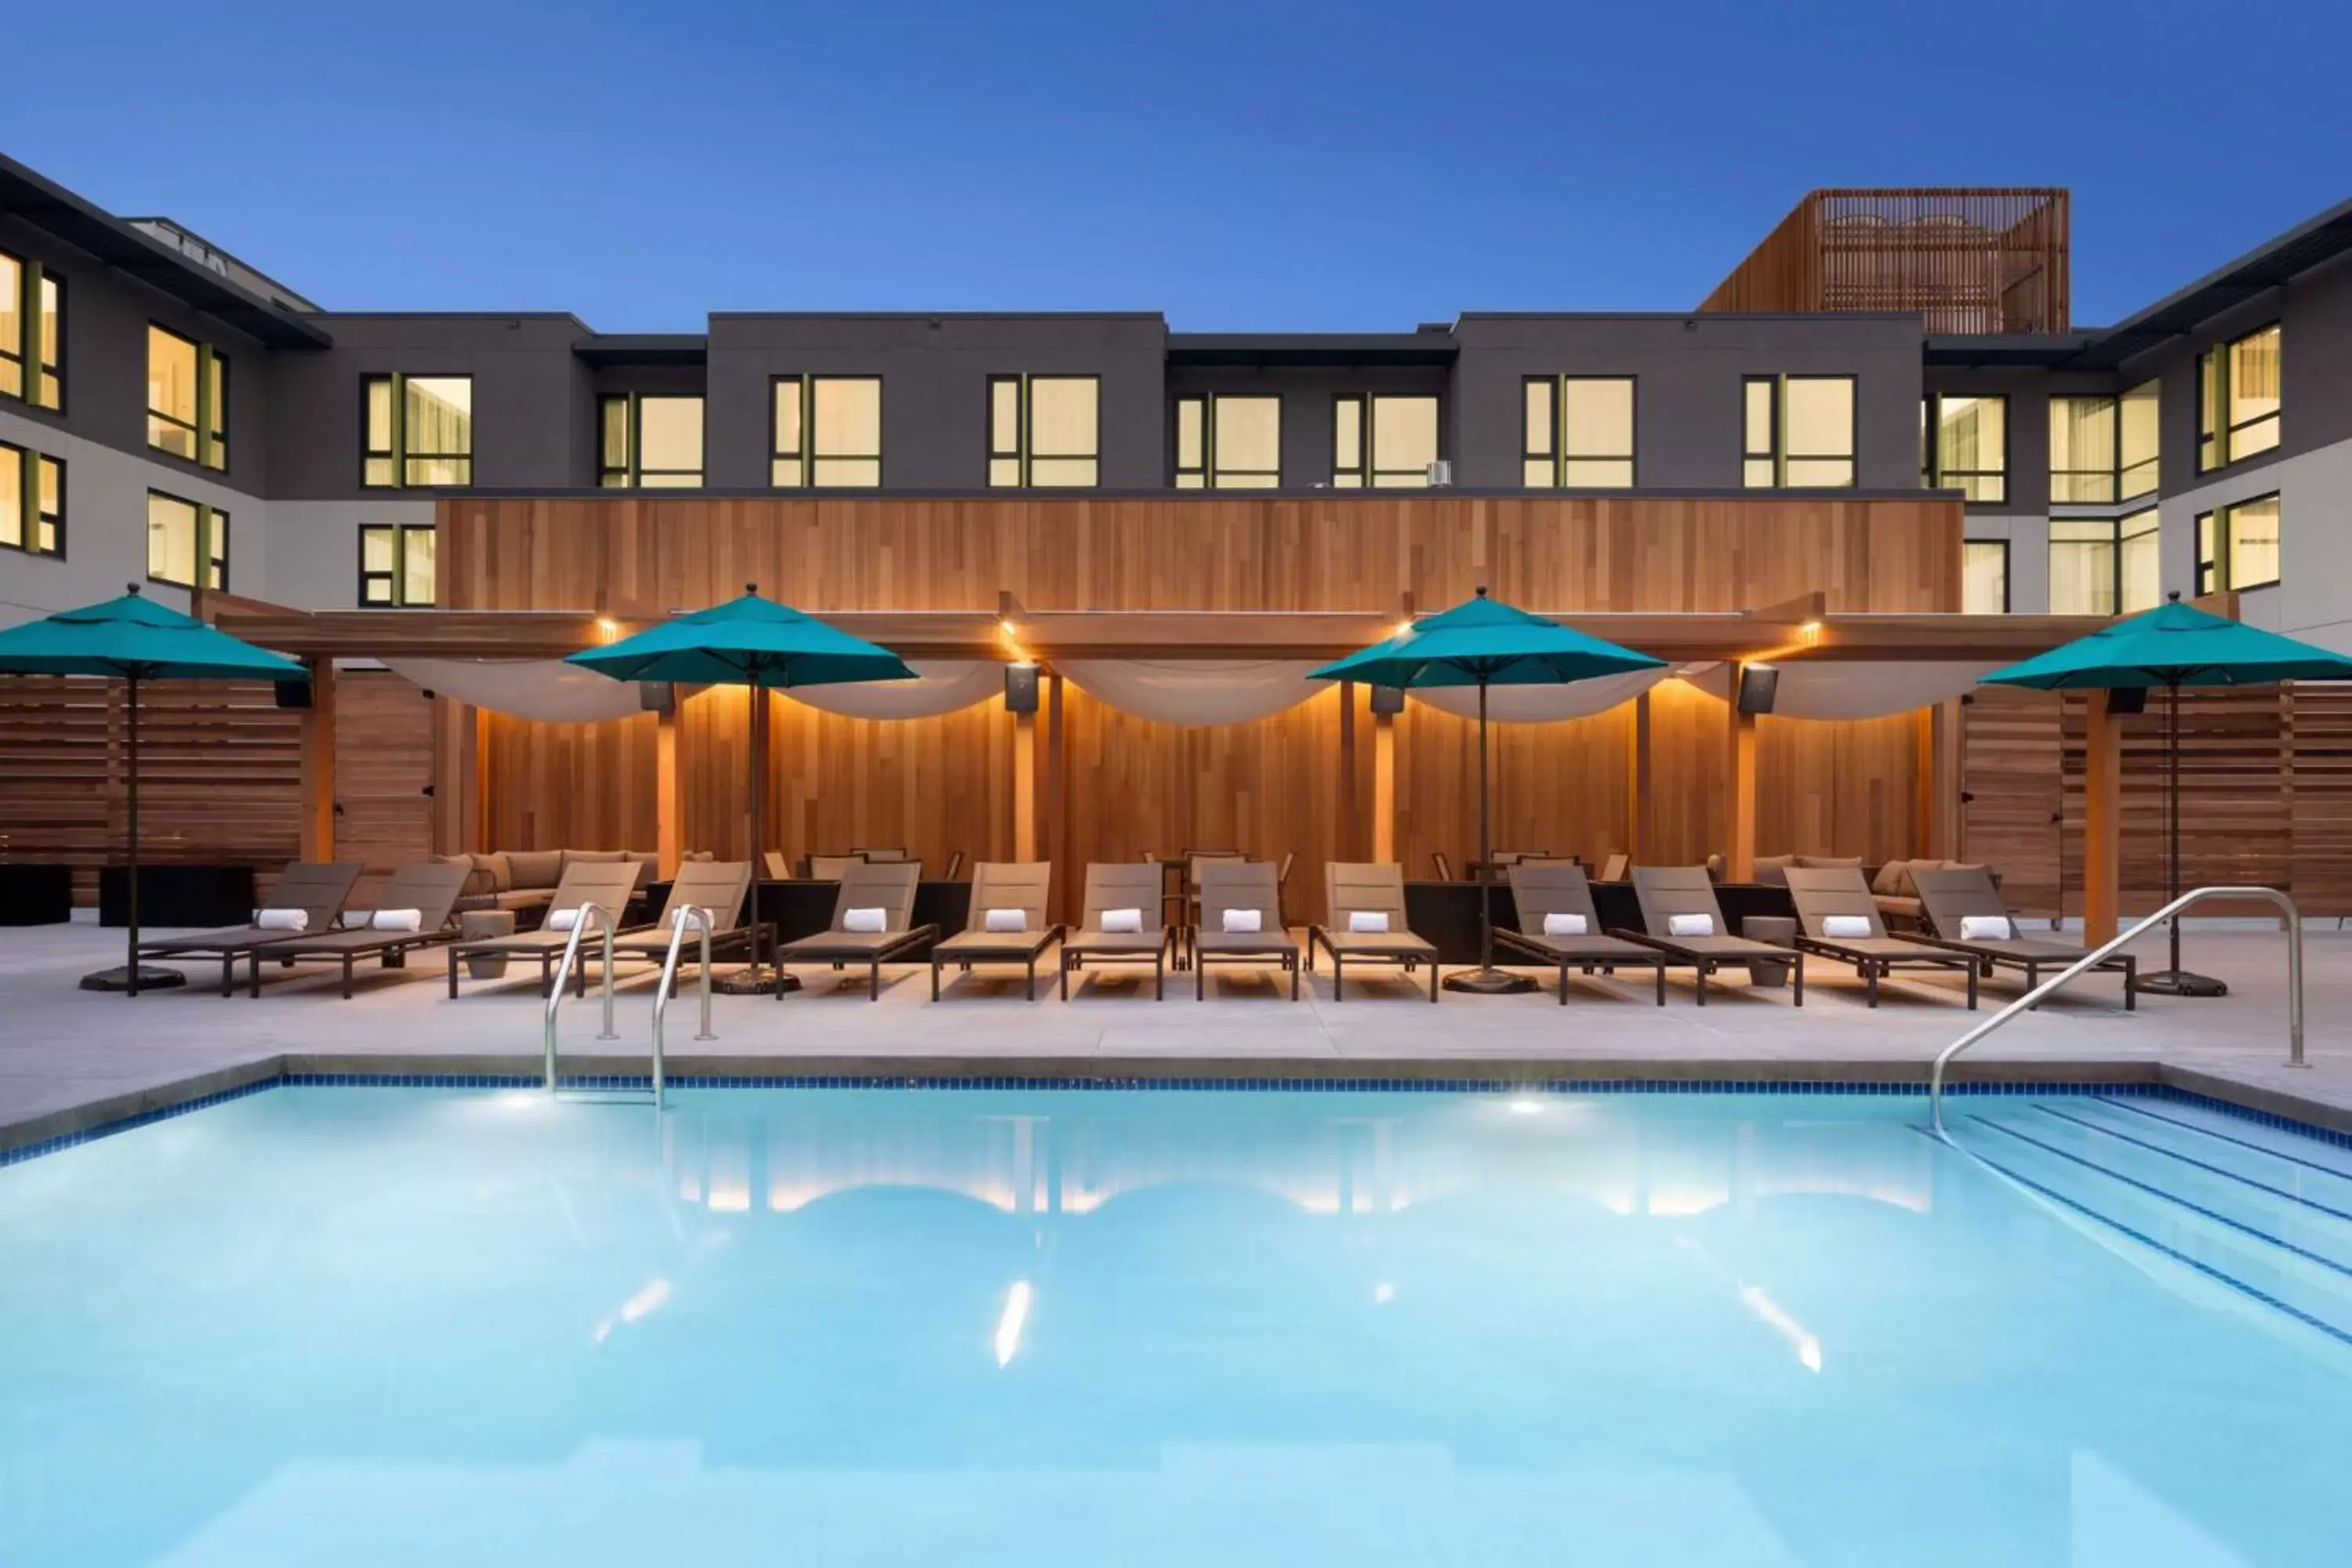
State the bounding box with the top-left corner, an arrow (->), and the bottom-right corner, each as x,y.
6,1050 -> 2350,1165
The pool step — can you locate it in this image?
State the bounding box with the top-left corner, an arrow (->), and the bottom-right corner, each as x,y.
1954,1100 -> 2352,1346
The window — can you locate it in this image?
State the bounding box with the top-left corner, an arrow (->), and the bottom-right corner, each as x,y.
2198,324 -> 2281,472
146,325 -> 224,469
989,375 -> 1098,487
0,442 -> 64,557
0,252 -> 63,410
359,524 -> 436,606
1744,376 -> 1854,488
2049,510 -> 2160,618
2052,383 -> 2160,503
1962,539 -> 2009,613
146,491 -> 227,590
1922,394 -> 2005,503
1333,394 -> 1439,488
1174,394 -> 1280,488
2197,494 -> 2281,595
771,376 -> 881,487
363,374 -> 474,487
599,394 -> 704,487
1522,377 -> 1635,488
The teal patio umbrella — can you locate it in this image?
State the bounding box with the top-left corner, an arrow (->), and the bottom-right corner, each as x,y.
566,586 -> 916,992
1984,593 -> 2352,996
1312,586 -> 1666,993
0,586 -> 308,995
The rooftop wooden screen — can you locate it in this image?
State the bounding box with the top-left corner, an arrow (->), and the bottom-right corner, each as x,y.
1702,188 -> 2069,335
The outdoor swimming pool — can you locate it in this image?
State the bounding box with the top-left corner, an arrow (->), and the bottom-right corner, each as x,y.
2,1083 -> 2347,1566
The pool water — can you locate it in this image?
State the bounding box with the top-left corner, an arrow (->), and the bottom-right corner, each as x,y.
3,1086 -> 2348,1566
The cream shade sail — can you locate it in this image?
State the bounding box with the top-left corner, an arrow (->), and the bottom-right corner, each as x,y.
1680,661 -> 2002,720
383,658 -> 651,723
1060,659 -> 1323,725
1406,666 -> 1672,723
782,660 -> 1001,719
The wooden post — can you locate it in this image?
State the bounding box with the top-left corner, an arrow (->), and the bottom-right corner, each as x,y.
655,700 -> 681,877
1925,697 -> 1962,860
468,706 -> 491,853
1371,705 -> 1397,864
1012,704 -> 1038,862
1044,669 -> 1066,920
299,657 -> 336,861
2082,688 -> 2122,944
1338,681 -> 1358,857
1724,666 -> 1758,883
1626,691 -> 1653,862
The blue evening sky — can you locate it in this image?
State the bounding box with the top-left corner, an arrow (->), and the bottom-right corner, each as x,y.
15,0 -> 2349,332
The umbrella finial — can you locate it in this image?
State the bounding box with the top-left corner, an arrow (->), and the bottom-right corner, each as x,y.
1475,584 -> 1489,598
745,582 -> 758,596
2168,590 -> 2182,603
125,583 -> 141,596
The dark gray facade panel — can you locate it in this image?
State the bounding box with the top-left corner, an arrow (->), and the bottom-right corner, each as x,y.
1450,314 -> 1927,489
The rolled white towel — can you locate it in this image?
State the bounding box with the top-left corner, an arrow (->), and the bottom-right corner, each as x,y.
371,909 -> 423,933
984,906 -> 1029,933
1346,909 -> 1389,934
1221,908 -> 1262,934
547,908 -> 582,932
1959,914 -> 2013,942
1667,913 -> 1715,938
1543,912 -> 1588,937
1820,914 -> 1872,938
843,906 -> 887,934
254,908 -> 309,932
670,906 -> 719,930
1099,907 -> 1144,933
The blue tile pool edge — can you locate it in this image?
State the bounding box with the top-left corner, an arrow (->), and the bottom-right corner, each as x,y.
6,1069 -> 2350,1167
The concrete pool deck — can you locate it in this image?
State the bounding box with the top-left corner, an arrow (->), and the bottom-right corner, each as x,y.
4,919 -> 2347,1155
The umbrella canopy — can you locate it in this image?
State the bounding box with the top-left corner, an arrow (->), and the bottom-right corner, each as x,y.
1309,587 -> 1666,689
565,590 -> 918,688
1981,598 -> 2352,690
0,590 -> 308,681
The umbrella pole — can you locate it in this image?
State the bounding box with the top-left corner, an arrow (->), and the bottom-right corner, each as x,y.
2139,676 -> 2226,997
82,669 -> 183,993
716,681 -> 797,995
1445,673 -> 1533,995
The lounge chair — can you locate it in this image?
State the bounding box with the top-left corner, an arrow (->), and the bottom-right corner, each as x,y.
444,860 -> 646,996
136,862 -> 363,996
1619,866 -> 1805,1006
1191,859 -> 1299,1001
1497,861 -> 1668,1005
602,860 -> 763,976
246,861 -> 472,998
1904,866 -> 2137,1008
1061,863 -> 1174,1000
1307,862 -> 1438,1001
774,860 -> 938,1000
1598,852 -> 1629,882
805,854 -> 860,880
762,851 -> 793,880
930,862 -> 1062,1000
1783,867 -> 1979,1009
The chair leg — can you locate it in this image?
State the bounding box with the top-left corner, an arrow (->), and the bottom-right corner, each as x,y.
1429,957 -> 1439,1003
2123,957 -> 2137,1010
1653,962 -> 1666,1007
1196,953 -> 1205,1000
1792,953 -> 1805,1006
1290,954 -> 1299,1002
1332,954 -> 1344,1001
1867,964 -> 1879,1008
869,960 -> 881,1001
1061,956 -> 1072,1002
221,956 -> 234,997
931,960 -> 941,1002
343,956 -> 355,1000
1696,963 -> 1708,1006
1965,964 -> 1978,1009
1026,957 -> 1037,1001
1154,953 -> 1163,1001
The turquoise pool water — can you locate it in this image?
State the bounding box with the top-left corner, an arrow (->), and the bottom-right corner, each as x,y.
2,1085 -> 2348,1566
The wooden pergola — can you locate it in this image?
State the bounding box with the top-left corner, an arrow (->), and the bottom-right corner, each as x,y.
207,592 -> 2140,941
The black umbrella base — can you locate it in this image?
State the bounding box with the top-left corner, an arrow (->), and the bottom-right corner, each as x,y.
1444,967 -> 1537,996
2136,968 -> 2229,998
712,966 -> 800,996
81,964 -> 189,993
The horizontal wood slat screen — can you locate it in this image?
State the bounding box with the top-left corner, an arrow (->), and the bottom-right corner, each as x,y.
332,673 -> 437,905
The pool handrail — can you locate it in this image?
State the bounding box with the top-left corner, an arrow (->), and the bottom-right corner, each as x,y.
1927,884 -> 2304,1134
543,903 -> 621,1093
650,907 -> 719,1110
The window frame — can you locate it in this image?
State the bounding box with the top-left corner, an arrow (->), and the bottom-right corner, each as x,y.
2198,322 -> 2281,474
1521,376 -> 1636,488
1171,392 -> 1281,488
986,373 -> 1101,488
597,391 -> 706,488
1961,538 -> 2009,614
769,374 -> 884,488
1331,392 -> 1441,488
2047,510 -> 2161,618
1744,374 -> 1857,488
361,372 -> 476,489
358,522 -> 437,608
144,489 -> 227,591
1921,392 -> 2007,504
2195,492 -> 2281,596
0,440 -> 65,558
0,252 -> 64,412
145,323 -> 204,466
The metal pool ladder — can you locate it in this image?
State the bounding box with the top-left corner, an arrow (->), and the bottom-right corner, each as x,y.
1926,885 -> 2305,1135
542,906 -> 719,1109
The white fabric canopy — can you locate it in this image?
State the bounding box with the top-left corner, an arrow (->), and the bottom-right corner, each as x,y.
1406,666 -> 1673,724
1679,661 -> 2002,720
1061,659 -> 1323,726
782,661 -> 1001,719
383,658 -> 651,724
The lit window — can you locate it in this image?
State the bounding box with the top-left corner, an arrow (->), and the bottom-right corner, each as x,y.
0,442 -> 64,557
1523,377 -> 1634,488
2053,383 -> 2159,503
359,524 -> 436,606
988,375 -> 1098,488
599,394 -> 703,487
1962,539 -> 2008,613
2197,494 -> 2280,595
1173,394 -> 1280,488
2198,325 -> 2280,472
0,253 -> 63,410
147,325 -> 227,468
1744,376 -> 1853,488
363,374 -> 474,487
771,376 -> 881,487
1922,394 -> 2005,503
2049,510 -> 2159,618
146,491 -> 227,590
1333,394 -> 1439,487
2119,509 -> 2161,613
